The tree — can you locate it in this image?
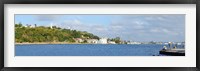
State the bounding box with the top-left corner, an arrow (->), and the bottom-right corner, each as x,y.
15,22 -> 22,27
83,40 -> 87,43
109,37 -> 121,44
15,23 -> 100,43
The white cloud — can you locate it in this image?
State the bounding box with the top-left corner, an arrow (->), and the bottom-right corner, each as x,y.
35,15 -> 61,21
150,28 -> 161,33
52,15 -> 185,42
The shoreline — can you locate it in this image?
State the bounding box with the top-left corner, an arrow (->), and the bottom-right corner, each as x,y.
15,42 -> 166,45
15,42 -> 107,45
15,42 -> 171,45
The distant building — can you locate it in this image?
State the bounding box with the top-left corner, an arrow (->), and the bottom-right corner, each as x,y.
30,25 -> 35,28
108,41 -> 116,44
25,24 -> 35,28
87,39 -> 98,44
74,38 -> 84,43
25,24 -> 30,27
127,41 -> 141,44
98,38 -> 107,44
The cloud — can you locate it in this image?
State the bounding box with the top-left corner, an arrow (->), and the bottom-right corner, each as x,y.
35,15 -> 61,21
59,19 -> 87,30
107,15 -> 185,42
52,15 -> 185,42
58,19 -> 107,35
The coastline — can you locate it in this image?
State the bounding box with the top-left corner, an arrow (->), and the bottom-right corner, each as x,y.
15,42 -> 95,45
15,42 -> 169,45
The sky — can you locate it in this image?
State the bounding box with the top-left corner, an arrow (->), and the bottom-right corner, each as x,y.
15,14 -> 185,42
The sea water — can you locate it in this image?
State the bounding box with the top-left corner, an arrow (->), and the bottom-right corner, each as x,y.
15,44 -> 184,56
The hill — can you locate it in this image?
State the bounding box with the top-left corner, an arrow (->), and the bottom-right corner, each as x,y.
15,23 -> 99,43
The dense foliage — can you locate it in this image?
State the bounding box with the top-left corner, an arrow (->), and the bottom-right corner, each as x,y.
108,37 -> 121,44
15,24 -> 100,43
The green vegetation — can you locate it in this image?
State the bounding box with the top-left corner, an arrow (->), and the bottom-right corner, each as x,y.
15,23 -> 99,43
108,37 -> 121,44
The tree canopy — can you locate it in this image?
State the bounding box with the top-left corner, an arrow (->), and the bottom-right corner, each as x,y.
15,23 -> 100,43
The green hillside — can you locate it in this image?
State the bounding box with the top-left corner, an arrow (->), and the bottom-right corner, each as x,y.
15,23 -> 99,43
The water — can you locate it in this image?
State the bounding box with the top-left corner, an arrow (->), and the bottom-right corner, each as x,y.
15,44 -> 184,56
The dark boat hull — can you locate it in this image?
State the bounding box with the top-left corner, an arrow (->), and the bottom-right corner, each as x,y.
159,50 -> 185,56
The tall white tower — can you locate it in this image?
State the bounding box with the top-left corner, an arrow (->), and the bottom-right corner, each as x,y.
50,22 -> 53,29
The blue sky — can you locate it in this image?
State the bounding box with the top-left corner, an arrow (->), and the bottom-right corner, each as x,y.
15,14 -> 185,42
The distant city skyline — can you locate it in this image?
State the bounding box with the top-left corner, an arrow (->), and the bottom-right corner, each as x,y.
15,14 -> 185,42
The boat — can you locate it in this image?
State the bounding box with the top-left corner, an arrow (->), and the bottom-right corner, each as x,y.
159,48 -> 185,56
159,42 -> 185,56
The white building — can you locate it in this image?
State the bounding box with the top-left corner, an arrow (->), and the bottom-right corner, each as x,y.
127,41 -> 141,44
98,38 -> 107,44
108,41 -> 116,44
87,39 -> 98,44
30,25 -> 35,28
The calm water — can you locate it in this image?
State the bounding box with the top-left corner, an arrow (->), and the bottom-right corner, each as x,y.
15,44 -> 183,56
